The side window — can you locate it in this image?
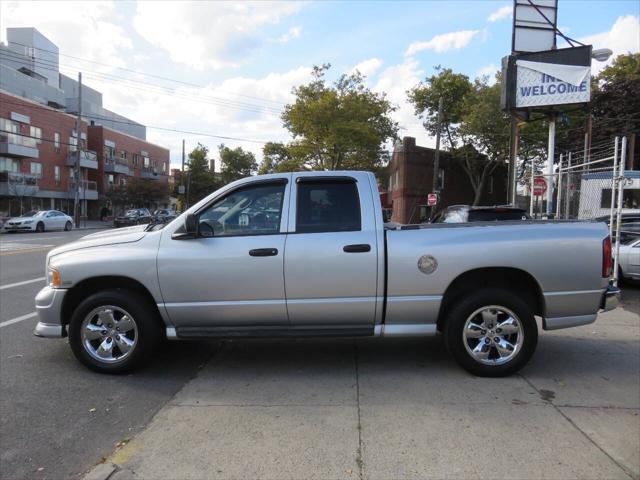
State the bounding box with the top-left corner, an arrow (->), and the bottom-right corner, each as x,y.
443,210 -> 465,223
296,180 -> 361,233
198,182 -> 285,237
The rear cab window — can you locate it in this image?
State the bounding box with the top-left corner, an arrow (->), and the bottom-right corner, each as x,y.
295,179 -> 361,233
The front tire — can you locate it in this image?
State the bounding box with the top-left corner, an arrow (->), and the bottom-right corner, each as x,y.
68,290 -> 162,374
64,221 -> 72,231
35,222 -> 44,233
444,288 -> 538,377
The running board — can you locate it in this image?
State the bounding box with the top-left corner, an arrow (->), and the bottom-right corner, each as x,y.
374,324 -> 437,336
168,325 -> 374,339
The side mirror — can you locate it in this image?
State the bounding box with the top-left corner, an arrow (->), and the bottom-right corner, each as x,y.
184,213 -> 197,235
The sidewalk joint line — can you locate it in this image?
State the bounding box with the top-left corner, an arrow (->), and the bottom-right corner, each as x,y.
354,340 -> 365,480
518,373 -> 636,479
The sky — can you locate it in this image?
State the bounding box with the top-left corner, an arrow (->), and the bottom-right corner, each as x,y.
1,0 -> 639,170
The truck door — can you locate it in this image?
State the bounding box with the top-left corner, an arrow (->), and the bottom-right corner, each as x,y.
284,174 -> 378,329
157,177 -> 291,330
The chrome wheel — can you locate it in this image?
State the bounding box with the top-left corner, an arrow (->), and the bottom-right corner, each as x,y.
462,305 -> 524,366
81,306 -> 138,364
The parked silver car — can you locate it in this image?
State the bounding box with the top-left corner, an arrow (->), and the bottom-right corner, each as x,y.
34,171 -> 619,376
617,237 -> 640,283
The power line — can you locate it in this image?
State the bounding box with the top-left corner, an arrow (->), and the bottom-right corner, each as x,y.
0,50 -> 283,116
2,41 -> 287,107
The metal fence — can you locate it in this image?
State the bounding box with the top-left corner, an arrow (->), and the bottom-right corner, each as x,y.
526,136 -> 638,285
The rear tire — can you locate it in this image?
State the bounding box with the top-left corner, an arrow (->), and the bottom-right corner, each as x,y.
444,288 -> 538,377
68,289 -> 162,374
36,222 -> 44,233
64,221 -> 72,231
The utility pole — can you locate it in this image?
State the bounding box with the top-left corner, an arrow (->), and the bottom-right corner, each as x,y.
508,115 -> 519,204
74,72 -> 82,228
545,113 -> 556,217
430,96 -> 443,219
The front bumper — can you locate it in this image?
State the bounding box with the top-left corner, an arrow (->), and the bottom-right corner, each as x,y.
3,225 -> 34,231
600,285 -> 620,312
33,286 -> 67,338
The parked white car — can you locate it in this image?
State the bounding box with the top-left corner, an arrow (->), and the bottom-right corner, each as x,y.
618,237 -> 640,283
2,210 -> 73,233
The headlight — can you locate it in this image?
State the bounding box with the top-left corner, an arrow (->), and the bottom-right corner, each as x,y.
47,266 -> 61,288
23,220 -> 33,224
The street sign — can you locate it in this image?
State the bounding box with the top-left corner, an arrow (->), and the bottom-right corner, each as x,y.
178,185 -> 185,194
533,177 -> 547,196
427,193 -> 438,206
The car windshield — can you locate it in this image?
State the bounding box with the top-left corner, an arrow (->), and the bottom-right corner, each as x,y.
21,210 -> 41,217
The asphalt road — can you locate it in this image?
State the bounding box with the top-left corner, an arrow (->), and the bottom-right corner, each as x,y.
0,229 -> 214,480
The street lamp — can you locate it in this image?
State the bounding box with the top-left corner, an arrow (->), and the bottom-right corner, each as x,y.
592,48 -> 613,62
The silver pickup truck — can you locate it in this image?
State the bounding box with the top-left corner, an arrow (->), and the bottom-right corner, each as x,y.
34,171 -> 619,376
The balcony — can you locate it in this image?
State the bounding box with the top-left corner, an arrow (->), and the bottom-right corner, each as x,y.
69,179 -> 98,201
0,171 -> 39,196
0,133 -> 39,158
66,150 -> 98,170
104,157 -> 131,176
140,167 -> 168,180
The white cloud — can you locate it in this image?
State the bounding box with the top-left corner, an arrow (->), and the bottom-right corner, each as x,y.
487,5 -> 512,23
373,59 -> 435,149
0,1 -> 132,70
476,64 -> 499,84
275,26 -> 302,43
578,15 -> 640,74
351,58 -> 383,77
133,1 -> 303,70
404,30 -> 479,56
98,65 -> 314,167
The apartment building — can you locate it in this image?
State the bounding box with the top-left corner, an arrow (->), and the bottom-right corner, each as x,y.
0,27 -> 171,218
88,125 -> 169,195
0,91 -> 94,217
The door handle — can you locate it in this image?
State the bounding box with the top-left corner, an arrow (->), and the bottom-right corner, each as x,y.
343,244 -> 371,253
249,248 -> 278,257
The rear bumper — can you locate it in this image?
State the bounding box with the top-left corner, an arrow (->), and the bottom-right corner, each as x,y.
33,286 -> 67,338
600,285 -> 620,312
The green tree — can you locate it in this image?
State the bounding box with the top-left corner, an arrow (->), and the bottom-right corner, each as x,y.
219,144 -> 257,184
259,142 -> 302,174
126,177 -> 169,208
281,64 -> 398,171
186,143 -> 219,204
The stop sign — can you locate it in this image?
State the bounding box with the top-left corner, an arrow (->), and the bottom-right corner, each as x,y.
533,177 -> 547,196
427,193 -> 438,206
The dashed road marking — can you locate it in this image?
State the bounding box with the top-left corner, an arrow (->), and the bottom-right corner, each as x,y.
0,277 -> 46,291
0,312 -> 37,328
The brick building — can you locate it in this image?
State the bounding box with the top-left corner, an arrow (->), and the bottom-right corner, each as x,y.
387,137 -> 508,224
1,90 -> 169,218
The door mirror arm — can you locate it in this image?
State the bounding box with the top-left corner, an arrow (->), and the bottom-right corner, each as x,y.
172,213 -> 199,240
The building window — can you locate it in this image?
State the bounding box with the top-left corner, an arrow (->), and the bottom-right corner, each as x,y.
69,136 -> 78,152
394,171 -> 399,190
437,168 -> 445,190
69,167 -> 74,179
107,174 -> 115,186
132,153 -> 139,167
162,161 -> 167,173
104,145 -> 116,160
54,166 -> 61,185
54,132 -> 61,153
30,162 -> 43,178
0,157 -> 20,173
30,126 -> 42,144
488,176 -> 494,194
143,156 -> 150,168
120,150 -> 127,160
120,177 -> 127,186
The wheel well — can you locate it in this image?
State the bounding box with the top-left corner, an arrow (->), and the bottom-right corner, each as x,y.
61,276 -> 161,326
436,267 -> 544,331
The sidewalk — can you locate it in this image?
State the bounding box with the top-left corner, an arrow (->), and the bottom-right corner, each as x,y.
85,304 -> 640,480
74,220 -> 112,231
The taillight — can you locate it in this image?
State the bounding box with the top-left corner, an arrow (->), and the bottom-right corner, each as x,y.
602,236 -> 612,278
